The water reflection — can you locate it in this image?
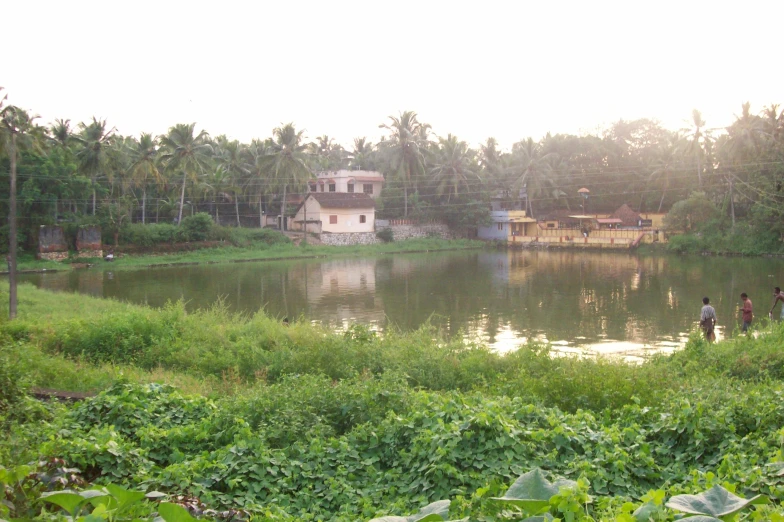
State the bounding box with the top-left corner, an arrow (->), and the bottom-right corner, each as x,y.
18,250 -> 784,358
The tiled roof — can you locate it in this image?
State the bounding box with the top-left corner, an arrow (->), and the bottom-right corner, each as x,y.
308,192 -> 376,209
348,176 -> 385,183
610,204 -> 641,226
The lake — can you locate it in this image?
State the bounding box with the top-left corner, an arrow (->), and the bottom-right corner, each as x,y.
19,249 -> 784,360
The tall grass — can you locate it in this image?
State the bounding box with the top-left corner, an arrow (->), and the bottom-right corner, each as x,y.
4,281 -> 784,413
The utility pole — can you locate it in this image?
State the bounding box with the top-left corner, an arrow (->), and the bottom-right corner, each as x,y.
303,194 -> 308,245
8,132 -> 17,319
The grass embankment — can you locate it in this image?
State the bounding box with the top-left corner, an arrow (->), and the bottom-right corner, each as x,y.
13,237 -> 483,272
4,284 -> 784,520
666,224 -> 784,256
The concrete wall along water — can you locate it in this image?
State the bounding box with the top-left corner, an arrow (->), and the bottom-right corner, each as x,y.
320,222 -> 452,246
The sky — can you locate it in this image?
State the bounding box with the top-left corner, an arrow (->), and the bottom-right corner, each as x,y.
4,0 -> 783,150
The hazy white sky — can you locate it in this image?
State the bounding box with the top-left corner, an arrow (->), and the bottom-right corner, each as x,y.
4,0 -> 783,150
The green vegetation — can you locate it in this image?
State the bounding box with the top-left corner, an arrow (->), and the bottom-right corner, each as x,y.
3,89 -> 784,262
664,192 -> 784,255
4,284 -> 784,519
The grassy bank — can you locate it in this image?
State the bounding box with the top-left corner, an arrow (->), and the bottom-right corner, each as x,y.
4,285 -> 784,520
12,237 -> 483,272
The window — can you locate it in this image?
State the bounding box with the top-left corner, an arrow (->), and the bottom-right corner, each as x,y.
329,184 -> 336,192
363,183 -> 373,194
359,215 -> 366,224
347,183 -> 354,193
319,184 -> 324,192
309,184 -> 316,192
547,222 -> 556,228
329,215 -> 337,224
497,223 -> 503,231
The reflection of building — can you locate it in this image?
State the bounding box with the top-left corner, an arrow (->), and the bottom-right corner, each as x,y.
291,258 -> 385,326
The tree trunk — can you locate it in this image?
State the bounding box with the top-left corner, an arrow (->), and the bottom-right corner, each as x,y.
142,187 -> 146,224
92,185 -> 96,215
216,203 -> 219,225
54,195 -> 58,223
696,152 -> 702,189
403,186 -> 408,217
280,184 -> 287,230
235,194 -> 241,227
177,170 -> 187,225
8,133 -> 18,320
259,195 -> 263,228
729,175 -> 736,229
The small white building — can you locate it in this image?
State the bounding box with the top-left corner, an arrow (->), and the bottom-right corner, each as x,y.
292,193 -> 376,234
309,170 -> 385,199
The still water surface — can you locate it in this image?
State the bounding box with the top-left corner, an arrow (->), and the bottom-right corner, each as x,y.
19,250 -> 784,360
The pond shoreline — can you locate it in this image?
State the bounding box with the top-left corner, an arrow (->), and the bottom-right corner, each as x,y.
4,240 -> 485,274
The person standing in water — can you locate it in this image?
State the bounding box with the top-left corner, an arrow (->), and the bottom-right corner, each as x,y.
700,297 -> 717,342
739,293 -> 753,334
770,287 -> 784,320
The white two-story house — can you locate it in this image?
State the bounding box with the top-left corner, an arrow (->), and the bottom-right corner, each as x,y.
309,170 -> 385,199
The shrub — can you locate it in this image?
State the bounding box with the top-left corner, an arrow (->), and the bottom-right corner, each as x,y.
664,192 -> 720,232
225,228 -> 292,247
376,228 -> 394,242
667,233 -> 704,254
179,213 -> 213,242
119,223 -> 178,247
0,343 -> 29,417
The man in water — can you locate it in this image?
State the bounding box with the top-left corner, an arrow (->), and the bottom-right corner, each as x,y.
739,293 -> 753,334
700,297 -> 717,342
770,287 -> 784,320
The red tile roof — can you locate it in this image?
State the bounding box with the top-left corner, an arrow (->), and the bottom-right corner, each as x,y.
308,193 -> 376,209
610,204 -> 641,226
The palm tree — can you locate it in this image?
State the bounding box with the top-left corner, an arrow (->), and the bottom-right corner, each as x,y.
508,137 -> 557,218
681,110 -> 710,189
648,133 -> 682,212
50,118 -> 73,149
0,92 -> 39,319
247,138 -> 273,228
159,123 -> 212,225
256,123 -> 312,230
429,134 -> 478,200
128,133 -> 163,224
74,117 -> 115,215
479,137 -> 503,180
727,102 -> 763,159
214,137 -> 250,226
201,165 -> 242,225
761,104 -> 784,143
378,111 -> 430,217
349,137 -> 374,170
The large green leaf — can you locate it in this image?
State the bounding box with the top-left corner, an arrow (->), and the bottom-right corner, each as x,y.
665,485 -> 765,518
157,503 -> 197,522
105,484 -> 146,511
492,468 -> 577,513
521,515 -> 555,522
369,500 -> 451,521
632,501 -> 658,521
39,491 -> 87,516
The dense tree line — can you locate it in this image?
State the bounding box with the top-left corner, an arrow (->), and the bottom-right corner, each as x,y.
3,89 -> 784,251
